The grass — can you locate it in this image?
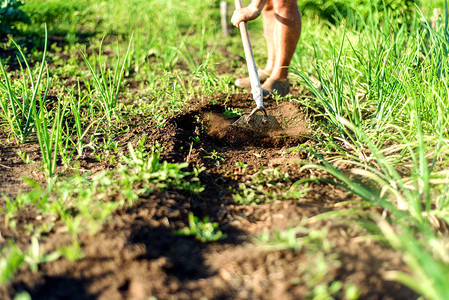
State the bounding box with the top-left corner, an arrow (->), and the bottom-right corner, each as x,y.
290,1 -> 449,298
0,0 -> 449,298
231,167 -> 308,204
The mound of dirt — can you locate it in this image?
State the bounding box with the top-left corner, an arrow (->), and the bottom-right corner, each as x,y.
204,101 -> 311,148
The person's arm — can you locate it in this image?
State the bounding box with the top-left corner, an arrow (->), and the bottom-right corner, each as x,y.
231,0 -> 268,27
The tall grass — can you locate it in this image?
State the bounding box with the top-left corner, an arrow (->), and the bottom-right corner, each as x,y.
293,2 -> 449,298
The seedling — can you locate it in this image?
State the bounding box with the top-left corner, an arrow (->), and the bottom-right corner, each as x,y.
222,106 -> 242,118
203,149 -> 224,166
0,242 -> 25,284
33,95 -> 68,181
24,236 -> 60,272
174,212 -> 226,243
17,151 -> 34,164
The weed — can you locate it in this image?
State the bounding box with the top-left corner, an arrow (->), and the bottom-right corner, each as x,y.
0,241 -> 24,284
232,167 -> 309,204
17,151 -> 34,164
174,212 -> 226,243
203,149 -> 224,166
255,222 -> 359,299
222,106 -> 243,118
24,236 -> 60,272
57,239 -> 84,261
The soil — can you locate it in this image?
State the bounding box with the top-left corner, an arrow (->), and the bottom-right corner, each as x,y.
0,93 -> 417,300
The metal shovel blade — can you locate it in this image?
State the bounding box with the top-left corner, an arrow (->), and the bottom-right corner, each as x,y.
232,113 -> 283,133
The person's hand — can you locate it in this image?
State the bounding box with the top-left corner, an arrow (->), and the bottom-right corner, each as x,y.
231,4 -> 261,27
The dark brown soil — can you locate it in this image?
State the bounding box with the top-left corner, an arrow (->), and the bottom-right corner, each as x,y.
0,93 -> 417,300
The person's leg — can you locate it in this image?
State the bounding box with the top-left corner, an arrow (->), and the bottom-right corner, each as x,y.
269,0 -> 301,81
262,0 -> 275,74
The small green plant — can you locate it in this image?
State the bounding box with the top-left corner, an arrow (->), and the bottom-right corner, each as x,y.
0,241 -> 25,284
193,55 -> 219,95
257,227 -> 303,251
0,236 -> 59,285
174,212 -> 226,243
17,151 -> 34,164
80,36 -> 133,127
67,85 -> 96,157
13,291 -> 31,300
203,149 -> 224,166
255,222 -> 358,299
57,239 -> 84,261
24,236 -> 60,272
34,97 -> 69,181
222,107 -> 243,118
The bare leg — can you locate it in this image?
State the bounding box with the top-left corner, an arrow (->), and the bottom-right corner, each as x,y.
262,0 -> 275,74
269,0 -> 301,81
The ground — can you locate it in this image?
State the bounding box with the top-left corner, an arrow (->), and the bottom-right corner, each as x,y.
0,90 -> 419,299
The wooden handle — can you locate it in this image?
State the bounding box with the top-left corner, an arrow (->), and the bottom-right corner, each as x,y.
234,0 -> 263,107
235,0 -> 243,9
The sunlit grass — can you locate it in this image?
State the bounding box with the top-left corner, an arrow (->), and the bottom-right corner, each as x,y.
1,0 -> 449,298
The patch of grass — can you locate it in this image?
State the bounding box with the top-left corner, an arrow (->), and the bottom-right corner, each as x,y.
291,1 -> 449,297
232,167 -> 309,205
256,221 -> 361,299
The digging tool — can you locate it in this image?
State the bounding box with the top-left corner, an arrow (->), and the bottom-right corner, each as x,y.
232,0 -> 282,132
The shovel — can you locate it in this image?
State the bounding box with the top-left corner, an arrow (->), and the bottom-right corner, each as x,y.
232,0 -> 282,133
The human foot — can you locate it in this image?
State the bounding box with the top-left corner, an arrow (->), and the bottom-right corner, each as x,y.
261,78 -> 289,96
235,69 -> 271,90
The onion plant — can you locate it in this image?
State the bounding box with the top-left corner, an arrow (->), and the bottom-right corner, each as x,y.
0,26 -> 48,143
68,84 -> 96,157
33,94 -> 68,181
80,36 -> 132,127
293,2 -> 449,298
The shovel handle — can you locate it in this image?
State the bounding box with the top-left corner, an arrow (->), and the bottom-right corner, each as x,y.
234,0 -> 264,109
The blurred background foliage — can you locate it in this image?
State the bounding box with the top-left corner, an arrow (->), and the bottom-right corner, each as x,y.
1,0 -> 444,37
298,0 -> 421,24
0,0 -> 29,36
